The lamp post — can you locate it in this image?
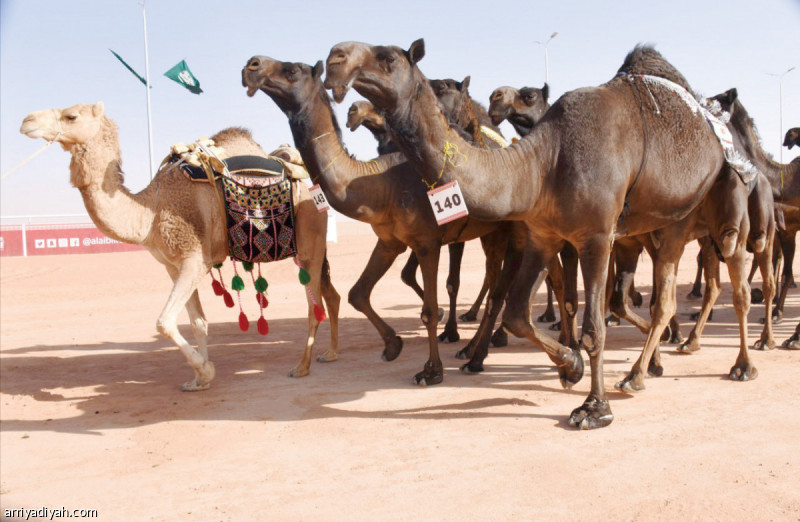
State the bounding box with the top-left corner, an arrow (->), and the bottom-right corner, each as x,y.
534,32 -> 558,85
767,66 -> 795,170
141,0 -> 155,180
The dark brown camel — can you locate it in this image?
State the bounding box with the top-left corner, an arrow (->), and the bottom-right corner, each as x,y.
781,127 -> 800,350
346,101 -> 399,155
325,40 -> 753,429
346,88 -> 510,348
242,56 -> 524,375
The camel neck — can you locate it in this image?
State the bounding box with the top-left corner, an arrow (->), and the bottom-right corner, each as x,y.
729,105 -> 800,204
70,122 -> 154,245
383,80 -> 546,221
287,92 -> 404,221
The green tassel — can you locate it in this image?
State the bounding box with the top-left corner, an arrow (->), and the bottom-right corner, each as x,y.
242,261 -> 254,272
212,262 -> 223,269
298,267 -> 311,285
255,276 -> 268,293
231,274 -> 245,292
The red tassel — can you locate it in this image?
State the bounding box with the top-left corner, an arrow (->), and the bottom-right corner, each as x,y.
238,312 -> 250,332
256,293 -> 269,309
223,291 -> 234,308
257,316 -> 269,335
211,279 -> 224,296
313,304 -> 327,322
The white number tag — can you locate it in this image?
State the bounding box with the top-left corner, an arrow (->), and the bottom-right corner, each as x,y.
309,184 -> 330,213
427,180 -> 468,225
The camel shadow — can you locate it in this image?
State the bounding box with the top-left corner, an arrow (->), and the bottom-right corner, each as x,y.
0,315 -> 614,434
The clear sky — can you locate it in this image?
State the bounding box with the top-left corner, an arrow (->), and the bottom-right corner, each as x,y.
1,0 -> 798,221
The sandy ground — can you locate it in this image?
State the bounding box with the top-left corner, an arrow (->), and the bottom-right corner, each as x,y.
1,219 -> 799,521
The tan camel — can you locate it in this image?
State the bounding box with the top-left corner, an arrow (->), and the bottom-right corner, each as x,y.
325,41 -> 753,429
20,102 -> 340,390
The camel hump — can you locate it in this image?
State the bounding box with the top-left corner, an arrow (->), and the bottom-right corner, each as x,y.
617,44 -> 693,93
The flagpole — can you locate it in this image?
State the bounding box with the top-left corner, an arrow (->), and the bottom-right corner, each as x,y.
141,1 -> 155,179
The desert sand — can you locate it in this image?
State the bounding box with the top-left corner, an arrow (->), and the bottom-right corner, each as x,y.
1,220 -> 799,521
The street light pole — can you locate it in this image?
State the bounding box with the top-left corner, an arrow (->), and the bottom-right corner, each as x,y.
141,1 -> 155,180
768,66 -> 795,174
534,32 -> 558,85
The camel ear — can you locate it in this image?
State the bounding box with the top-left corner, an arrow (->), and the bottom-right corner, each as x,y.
311,60 -> 324,80
542,83 -> 549,102
406,39 -> 425,65
722,88 -> 738,105
460,76 -> 471,91
93,102 -> 105,117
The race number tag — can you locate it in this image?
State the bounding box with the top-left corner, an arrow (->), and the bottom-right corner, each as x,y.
309,184 -> 330,213
427,180 -> 468,225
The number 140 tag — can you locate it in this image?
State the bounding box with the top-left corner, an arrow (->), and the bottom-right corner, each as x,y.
309,184 -> 330,213
427,180 -> 468,225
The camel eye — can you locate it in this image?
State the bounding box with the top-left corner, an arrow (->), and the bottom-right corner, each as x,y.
385,55 -> 395,64
65,114 -> 78,121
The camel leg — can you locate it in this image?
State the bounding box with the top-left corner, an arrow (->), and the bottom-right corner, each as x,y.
687,245 -> 704,300
159,257 -> 215,391
500,239 -> 585,391
568,233 -> 615,429
538,278 -> 557,323
316,255 -> 341,363
678,238 -> 721,354
559,244 -> 580,349
400,252 -> 424,300
460,277 -> 488,322
753,233 -> 776,351
772,230 -> 794,323
458,226 -> 524,364
349,239 -> 407,361
617,229 -> 688,392
726,244 -> 758,381
784,322 -> 800,350
289,252 -> 326,378
438,242 -> 464,343
608,240 -> 651,335
414,242 -> 444,386
546,254 -> 573,346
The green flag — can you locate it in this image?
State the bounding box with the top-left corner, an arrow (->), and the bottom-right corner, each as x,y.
109,49 -> 148,86
164,60 -> 203,94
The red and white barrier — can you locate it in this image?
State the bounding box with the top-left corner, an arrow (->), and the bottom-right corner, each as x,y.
0,223 -> 145,257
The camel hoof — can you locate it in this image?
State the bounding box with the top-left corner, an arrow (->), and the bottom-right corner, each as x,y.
568,397 -> 613,430
729,363 -> 758,381
413,366 -> 443,386
458,311 -> 478,322
647,359 -> 664,377
382,336 -> 403,362
455,342 -> 474,360
678,337 -> 701,353
316,350 -> 339,363
181,379 -> 211,392
460,361 -> 484,374
630,290 -> 644,308
557,348 -> 584,389
752,338 -> 775,351
437,328 -> 460,343
549,320 -> 562,331
605,315 -> 621,327
490,328 -> 508,347
615,371 -> 645,392
783,339 -> 800,350
288,366 -> 310,378
686,288 -> 703,300
537,309 -> 556,323
750,287 -> 764,304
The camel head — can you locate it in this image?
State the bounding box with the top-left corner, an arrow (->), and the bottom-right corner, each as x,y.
488,84 -> 549,130
20,102 -> 106,150
324,39 -> 426,109
242,55 -> 326,114
430,77 -> 472,128
346,100 -> 386,132
784,127 -> 800,149
709,88 -> 739,115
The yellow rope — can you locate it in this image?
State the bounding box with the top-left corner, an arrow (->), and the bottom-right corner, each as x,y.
423,141 -> 466,191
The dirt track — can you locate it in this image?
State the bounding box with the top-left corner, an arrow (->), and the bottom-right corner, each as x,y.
1,220 -> 799,521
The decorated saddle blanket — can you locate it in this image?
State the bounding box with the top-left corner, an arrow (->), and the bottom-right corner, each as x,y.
623,74 -> 759,185
163,139 -> 308,263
